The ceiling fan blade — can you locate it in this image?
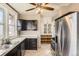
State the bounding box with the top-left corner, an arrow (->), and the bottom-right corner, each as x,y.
45,3 -> 48,5
26,8 -> 36,11
41,6 -> 54,11
30,3 -> 36,6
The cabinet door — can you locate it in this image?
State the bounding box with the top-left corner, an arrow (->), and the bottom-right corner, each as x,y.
21,41 -> 25,56
5,40 -> 26,56
21,20 -> 26,30
25,39 -> 29,49
5,47 -> 18,56
29,39 -> 37,50
16,44 -> 21,56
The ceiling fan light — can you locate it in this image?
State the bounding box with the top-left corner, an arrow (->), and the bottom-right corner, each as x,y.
36,10 -> 40,14
42,3 -> 45,5
36,8 -> 44,14
37,7 -> 41,11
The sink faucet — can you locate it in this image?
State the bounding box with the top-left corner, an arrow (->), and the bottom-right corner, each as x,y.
1,38 -> 11,45
5,39 -> 11,44
1,39 -> 5,45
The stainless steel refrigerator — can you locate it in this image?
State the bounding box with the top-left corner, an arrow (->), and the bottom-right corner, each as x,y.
55,12 -> 79,56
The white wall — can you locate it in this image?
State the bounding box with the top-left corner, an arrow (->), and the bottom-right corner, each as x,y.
51,19 -> 55,37
59,4 -> 79,16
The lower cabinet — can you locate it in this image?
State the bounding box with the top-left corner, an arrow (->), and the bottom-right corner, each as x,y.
5,40 -> 25,56
25,39 -> 29,50
16,44 -> 22,56
21,41 -> 25,56
5,38 -> 37,56
25,38 -> 37,50
5,47 -> 18,56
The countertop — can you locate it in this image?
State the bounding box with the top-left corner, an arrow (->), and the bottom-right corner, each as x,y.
0,36 -> 26,56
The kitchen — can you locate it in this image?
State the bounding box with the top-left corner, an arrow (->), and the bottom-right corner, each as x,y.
0,3 -> 79,56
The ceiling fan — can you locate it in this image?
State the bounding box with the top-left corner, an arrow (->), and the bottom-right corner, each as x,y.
26,3 -> 54,11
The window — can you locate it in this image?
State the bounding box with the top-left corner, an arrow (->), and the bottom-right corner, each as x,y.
9,14 -> 15,37
44,24 -> 47,33
0,8 -> 4,39
44,24 -> 51,34
48,24 -> 51,33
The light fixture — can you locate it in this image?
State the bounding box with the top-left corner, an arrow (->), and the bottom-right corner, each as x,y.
36,7 -> 43,14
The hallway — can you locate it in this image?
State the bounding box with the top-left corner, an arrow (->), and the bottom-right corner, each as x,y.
25,44 -> 52,56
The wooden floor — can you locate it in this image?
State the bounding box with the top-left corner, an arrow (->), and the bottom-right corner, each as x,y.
24,44 -> 52,56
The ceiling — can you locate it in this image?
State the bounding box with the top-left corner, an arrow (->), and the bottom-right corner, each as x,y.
9,3 -> 71,17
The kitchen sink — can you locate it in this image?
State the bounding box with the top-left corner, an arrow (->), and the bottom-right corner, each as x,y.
0,44 -> 13,50
0,44 -> 12,55
0,50 -> 6,55
2,44 -> 12,49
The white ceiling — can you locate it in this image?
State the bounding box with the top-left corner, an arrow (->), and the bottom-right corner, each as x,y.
9,3 -> 71,17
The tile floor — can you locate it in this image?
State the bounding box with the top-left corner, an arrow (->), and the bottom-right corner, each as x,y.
24,44 -> 52,56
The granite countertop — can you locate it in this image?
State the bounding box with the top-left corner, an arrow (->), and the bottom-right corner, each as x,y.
0,35 -> 38,56
0,36 -> 26,56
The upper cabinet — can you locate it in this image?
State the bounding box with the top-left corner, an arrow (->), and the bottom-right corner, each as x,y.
21,20 -> 37,31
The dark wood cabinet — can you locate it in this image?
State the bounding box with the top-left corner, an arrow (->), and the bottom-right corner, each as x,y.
29,39 -> 37,50
25,38 -> 37,50
5,40 -> 25,56
16,44 -> 21,56
21,40 -> 25,56
25,39 -> 29,49
21,20 -> 37,31
5,45 -> 21,56
21,20 -> 27,30
5,38 -> 37,56
5,47 -> 18,56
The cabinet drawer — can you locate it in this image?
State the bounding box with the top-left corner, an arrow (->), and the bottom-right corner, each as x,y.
32,44 -> 37,47
31,41 -> 37,44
